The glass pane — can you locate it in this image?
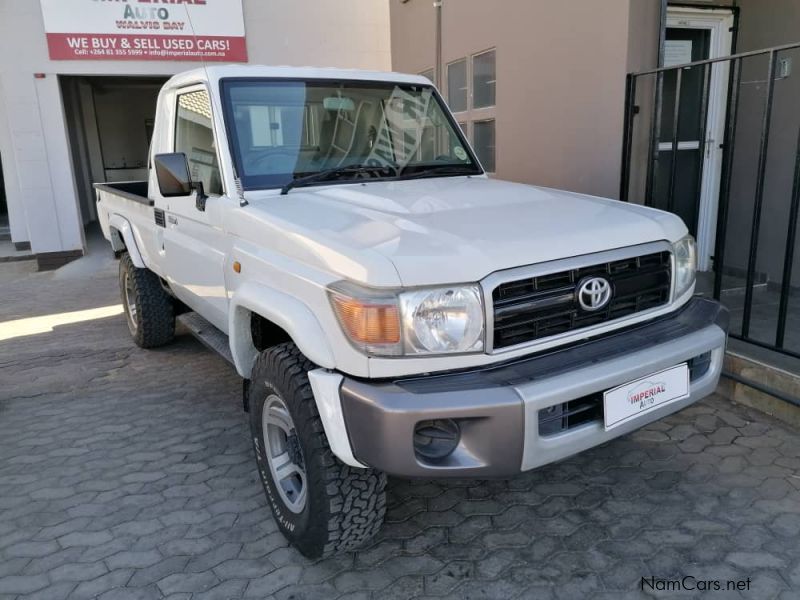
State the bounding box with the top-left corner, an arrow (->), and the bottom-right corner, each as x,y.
420,68 -> 434,83
223,81 -> 480,189
472,50 -> 496,108
473,120 -> 495,172
447,59 -> 467,112
175,90 -> 223,195
653,150 -> 701,234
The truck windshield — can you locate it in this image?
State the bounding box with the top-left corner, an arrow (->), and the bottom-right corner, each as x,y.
220,79 -> 482,191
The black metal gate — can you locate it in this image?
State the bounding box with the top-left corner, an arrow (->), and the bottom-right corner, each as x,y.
620,42 -> 800,360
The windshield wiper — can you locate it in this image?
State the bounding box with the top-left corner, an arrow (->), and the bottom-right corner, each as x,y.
279,163 -> 475,195
398,165 -> 480,181
280,164 -> 383,195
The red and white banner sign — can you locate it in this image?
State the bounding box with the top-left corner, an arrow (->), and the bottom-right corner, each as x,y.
40,0 -> 248,62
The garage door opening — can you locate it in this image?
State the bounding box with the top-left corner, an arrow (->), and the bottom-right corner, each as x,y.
60,76 -> 168,233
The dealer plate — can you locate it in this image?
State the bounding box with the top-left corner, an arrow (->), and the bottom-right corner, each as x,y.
603,364 -> 690,431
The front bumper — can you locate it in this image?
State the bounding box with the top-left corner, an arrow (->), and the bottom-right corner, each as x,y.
337,297 -> 728,478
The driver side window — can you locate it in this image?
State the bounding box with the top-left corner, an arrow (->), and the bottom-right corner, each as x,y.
175,90 -> 223,196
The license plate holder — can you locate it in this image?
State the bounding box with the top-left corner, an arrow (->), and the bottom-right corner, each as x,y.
603,364 -> 690,430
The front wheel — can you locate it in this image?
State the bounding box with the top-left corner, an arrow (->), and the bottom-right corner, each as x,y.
249,343 -> 387,558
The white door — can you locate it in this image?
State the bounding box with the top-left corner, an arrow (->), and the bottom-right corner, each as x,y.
658,7 -> 734,271
154,85 -> 231,332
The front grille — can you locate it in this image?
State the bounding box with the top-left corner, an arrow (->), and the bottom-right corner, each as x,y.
492,251 -> 671,350
689,351 -> 712,380
538,394 -> 602,437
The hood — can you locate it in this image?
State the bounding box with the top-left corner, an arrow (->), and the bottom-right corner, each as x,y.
243,177 -> 687,287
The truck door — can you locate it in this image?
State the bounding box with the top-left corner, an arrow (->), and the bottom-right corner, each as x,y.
154,85 -> 230,332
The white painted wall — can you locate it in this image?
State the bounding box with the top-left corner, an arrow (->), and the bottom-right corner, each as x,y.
0,0 -> 391,254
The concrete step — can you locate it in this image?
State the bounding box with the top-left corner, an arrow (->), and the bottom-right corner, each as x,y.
695,271 -> 769,298
719,350 -> 800,428
178,312 -> 235,368
0,240 -> 34,263
719,281 -> 769,297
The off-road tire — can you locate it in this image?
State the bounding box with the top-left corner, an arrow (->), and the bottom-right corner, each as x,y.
249,342 -> 387,558
119,253 -> 175,348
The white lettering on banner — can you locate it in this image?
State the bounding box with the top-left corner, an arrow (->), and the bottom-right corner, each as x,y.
66,37 -> 88,49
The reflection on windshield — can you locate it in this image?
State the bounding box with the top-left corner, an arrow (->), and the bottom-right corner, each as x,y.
222,80 -> 481,190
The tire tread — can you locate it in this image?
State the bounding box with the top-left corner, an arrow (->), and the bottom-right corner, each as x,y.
119,253 -> 175,348
251,342 -> 386,557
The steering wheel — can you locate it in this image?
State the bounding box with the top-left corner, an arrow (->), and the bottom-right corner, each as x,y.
364,157 -> 400,174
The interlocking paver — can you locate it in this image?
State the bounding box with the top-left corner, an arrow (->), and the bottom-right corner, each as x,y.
19,581 -> 78,600
213,558 -> 274,580
194,579 -> 249,600
59,530 -> 114,548
50,561 -> 108,582
727,551 -> 787,569
0,575 -> 49,595
127,557 -> 190,588
185,542 -> 241,572
2,256 -> 800,599
157,571 -> 219,595
106,550 -> 163,570
97,585 -> 162,600
333,568 -> 395,593
3,541 -> 60,558
243,565 -> 302,597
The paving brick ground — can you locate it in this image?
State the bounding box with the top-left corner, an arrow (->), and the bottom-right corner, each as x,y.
1,252 -> 800,599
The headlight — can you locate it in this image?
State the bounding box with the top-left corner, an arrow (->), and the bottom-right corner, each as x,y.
673,235 -> 697,299
328,282 -> 485,356
400,285 -> 484,354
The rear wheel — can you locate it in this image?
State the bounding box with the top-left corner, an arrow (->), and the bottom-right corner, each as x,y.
249,342 -> 387,558
118,253 -> 175,348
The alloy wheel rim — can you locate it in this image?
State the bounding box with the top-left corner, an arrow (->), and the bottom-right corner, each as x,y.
123,272 -> 138,334
262,393 -> 307,513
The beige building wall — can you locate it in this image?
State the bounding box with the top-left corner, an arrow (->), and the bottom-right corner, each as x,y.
390,0 -> 661,200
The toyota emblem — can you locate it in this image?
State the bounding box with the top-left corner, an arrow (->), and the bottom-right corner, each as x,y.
576,277 -> 612,311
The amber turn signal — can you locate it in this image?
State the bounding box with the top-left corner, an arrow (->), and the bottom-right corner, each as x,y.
331,295 -> 400,345
233,261 -> 241,273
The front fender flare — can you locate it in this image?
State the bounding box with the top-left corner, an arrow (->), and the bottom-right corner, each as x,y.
229,281 -> 336,378
108,214 -> 145,268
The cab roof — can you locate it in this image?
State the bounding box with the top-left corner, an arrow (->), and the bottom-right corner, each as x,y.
164,65 -> 432,90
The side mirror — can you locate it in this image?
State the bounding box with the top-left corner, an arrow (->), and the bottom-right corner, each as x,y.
154,153 -> 192,197
153,153 -> 208,211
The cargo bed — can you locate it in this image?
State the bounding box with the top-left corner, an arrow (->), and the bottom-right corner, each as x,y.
94,181 -> 151,206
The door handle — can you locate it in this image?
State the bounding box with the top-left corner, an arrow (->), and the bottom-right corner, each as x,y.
167,215 -> 178,225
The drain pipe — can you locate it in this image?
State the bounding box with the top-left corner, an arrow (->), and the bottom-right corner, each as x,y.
722,370 -> 800,408
434,0 -> 443,89
657,0 -> 667,67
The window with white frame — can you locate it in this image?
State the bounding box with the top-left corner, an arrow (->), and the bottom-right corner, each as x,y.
443,48 -> 496,171
447,59 -> 468,113
472,50 -> 496,109
473,120 -> 495,172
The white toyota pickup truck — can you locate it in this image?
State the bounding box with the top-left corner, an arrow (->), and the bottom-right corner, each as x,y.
96,65 -> 728,558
